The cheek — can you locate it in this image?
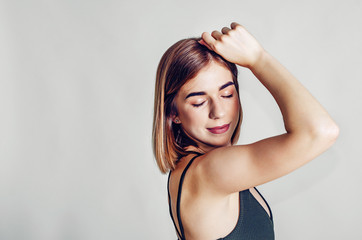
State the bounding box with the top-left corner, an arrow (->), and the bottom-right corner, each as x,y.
228,98 -> 240,116
229,100 -> 241,127
234,100 -> 240,113
177,105 -> 200,126
181,109 -> 204,127
178,108 -> 209,134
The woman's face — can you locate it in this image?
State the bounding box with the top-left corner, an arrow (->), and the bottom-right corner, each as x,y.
173,61 -> 241,152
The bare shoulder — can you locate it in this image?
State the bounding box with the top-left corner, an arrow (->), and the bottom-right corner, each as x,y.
168,154 -> 204,203
169,153 -> 241,239
195,131 -> 338,195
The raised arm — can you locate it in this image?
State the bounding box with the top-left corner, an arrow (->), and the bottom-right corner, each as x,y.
196,23 -> 339,195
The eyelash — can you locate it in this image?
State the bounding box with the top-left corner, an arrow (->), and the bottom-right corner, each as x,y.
192,94 -> 233,108
192,102 -> 204,108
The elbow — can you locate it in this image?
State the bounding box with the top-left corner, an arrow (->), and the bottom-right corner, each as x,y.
313,121 -> 340,145
329,123 -> 340,140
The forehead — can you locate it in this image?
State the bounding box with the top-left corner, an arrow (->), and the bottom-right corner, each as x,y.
179,61 -> 233,94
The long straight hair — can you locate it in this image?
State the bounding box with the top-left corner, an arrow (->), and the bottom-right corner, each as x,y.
153,37 -> 242,174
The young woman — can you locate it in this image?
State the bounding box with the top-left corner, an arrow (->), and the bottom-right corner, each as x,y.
153,22 -> 339,240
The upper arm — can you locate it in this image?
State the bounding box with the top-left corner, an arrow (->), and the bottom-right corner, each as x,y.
197,130 -> 339,195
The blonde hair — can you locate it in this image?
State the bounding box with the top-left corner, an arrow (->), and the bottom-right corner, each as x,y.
153,38 -> 242,174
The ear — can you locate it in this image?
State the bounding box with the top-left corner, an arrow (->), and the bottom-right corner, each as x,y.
172,115 -> 181,124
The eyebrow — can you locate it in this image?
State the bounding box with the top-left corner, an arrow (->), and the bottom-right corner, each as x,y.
184,81 -> 235,100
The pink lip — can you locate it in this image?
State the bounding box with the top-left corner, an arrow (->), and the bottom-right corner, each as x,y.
207,124 -> 230,134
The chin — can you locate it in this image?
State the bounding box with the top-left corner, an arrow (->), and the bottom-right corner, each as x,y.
184,129 -> 233,150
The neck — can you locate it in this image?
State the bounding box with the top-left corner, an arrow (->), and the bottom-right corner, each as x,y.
185,140 -> 231,154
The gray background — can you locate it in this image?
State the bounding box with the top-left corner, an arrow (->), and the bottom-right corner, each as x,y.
0,0 -> 361,239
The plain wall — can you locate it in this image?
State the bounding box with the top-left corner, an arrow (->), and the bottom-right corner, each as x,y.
0,0 -> 361,239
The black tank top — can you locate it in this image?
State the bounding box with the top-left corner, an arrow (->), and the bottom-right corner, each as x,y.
167,153 -> 275,240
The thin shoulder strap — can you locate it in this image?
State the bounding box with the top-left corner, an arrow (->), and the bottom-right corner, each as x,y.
254,187 -> 273,222
176,153 -> 202,240
167,172 -> 182,239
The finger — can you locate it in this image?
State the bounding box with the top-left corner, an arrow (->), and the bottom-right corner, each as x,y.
198,39 -> 213,51
221,27 -> 231,34
211,30 -> 223,40
231,22 -> 242,29
201,32 -> 217,50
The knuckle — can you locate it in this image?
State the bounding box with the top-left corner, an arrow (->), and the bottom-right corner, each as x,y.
229,30 -> 236,36
213,41 -> 221,50
235,24 -> 244,31
219,35 -> 227,42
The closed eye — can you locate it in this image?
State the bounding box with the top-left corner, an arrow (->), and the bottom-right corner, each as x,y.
192,102 -> 205,107
223,94 -> 233,98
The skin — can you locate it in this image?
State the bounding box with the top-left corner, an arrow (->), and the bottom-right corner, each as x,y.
173,61 -> 241,153
168,22 -> 340,240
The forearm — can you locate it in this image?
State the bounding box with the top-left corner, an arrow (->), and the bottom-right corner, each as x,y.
250,51 -> 339,136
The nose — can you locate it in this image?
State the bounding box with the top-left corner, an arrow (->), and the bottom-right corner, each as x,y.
209,99 -> 225,120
